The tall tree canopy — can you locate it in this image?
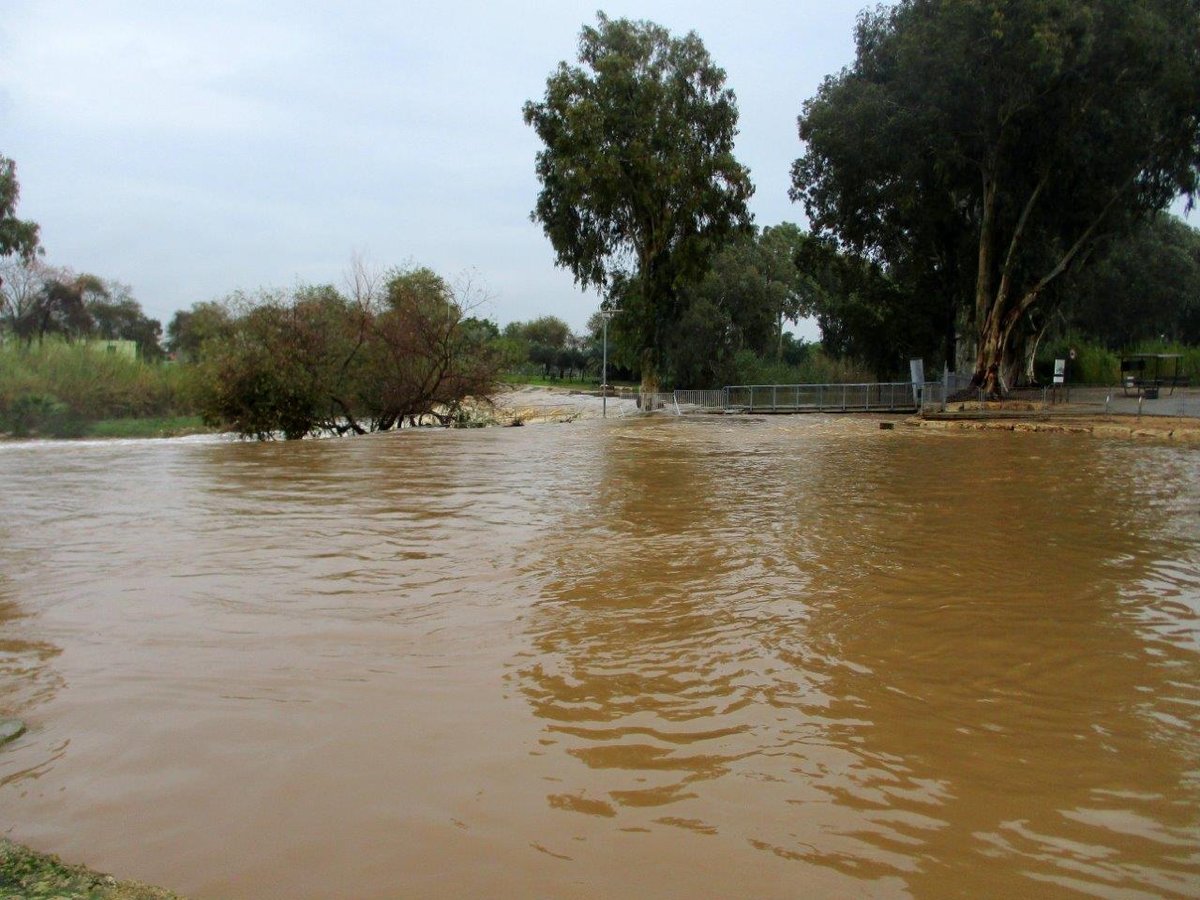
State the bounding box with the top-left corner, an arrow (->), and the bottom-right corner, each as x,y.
523,13 -> 754,391
0,156 -> 40,265
792,0 -> 1200,395
666,223 -> 815,387
1059,215 -> 1200,349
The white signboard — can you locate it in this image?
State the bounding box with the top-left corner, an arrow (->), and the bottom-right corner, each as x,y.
1053,358 -> 1066,385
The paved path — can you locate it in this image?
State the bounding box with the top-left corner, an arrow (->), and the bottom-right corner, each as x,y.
1038,385 -> 1200,419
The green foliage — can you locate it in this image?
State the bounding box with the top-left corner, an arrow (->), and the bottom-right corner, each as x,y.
192,268 -> 502,439
86,416 -> 210,439
1036,339 -> 1200,386
0,156 -> 40,262
793,0 -> 1200,394
0,261 -> 164,357
2,393 -> 83,438
730,346 -> 875,387
667,223 -> 820,387
524,13 -> 753,387
194,286 -> 362,439
87,284 -> 164,360
796,235 -> 945,379
498,316 -> 595,380
0,838 -> 181,899
517,315 -> 571,350
8,272 -> 102,344
166,301 -> 235,362
1058,215 -> 1200,348
0,339 -> 190,436
1035,340 -> 1121,385
497,373 -> 623,390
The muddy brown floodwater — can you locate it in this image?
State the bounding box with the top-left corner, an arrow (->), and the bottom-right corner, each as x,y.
1,417 -> 1199,898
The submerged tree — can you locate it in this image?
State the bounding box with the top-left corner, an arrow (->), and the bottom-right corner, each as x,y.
355,267 -> 499,432
793,0 -> 1200,395
194,267 -> 500,439
524,13 -> 754,392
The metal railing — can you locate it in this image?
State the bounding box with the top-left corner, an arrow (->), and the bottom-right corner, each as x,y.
672,390 -> 727,412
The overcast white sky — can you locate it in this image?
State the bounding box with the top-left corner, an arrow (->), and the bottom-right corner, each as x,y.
0,0 -> 873,337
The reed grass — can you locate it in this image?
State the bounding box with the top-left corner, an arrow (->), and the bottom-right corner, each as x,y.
0,339 -> 196,437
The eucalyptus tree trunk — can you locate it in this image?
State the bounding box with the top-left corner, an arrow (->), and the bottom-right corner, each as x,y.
639,347 -> 660,398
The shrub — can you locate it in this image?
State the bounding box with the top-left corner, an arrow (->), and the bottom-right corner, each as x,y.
2,393 -> 86,437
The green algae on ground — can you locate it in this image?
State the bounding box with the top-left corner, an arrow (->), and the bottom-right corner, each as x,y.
0,840 -> 183,900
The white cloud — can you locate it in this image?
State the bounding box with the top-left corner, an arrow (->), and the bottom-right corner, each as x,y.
0,4 -> 318,136
2,0 -> 864,333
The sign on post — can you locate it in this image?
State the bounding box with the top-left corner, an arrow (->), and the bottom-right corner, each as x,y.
1053,359 -> 1066,385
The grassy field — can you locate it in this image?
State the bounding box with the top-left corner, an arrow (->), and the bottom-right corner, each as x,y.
84,416 -> 213,439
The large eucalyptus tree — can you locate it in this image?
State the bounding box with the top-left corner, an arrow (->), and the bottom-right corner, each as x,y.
793,0 -> 1200,394
524,13 -> 754,391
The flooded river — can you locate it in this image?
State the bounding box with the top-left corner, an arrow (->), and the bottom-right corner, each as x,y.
1,417 -> 1199,898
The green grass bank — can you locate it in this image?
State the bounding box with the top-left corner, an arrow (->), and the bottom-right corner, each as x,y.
0,840 -> 183,900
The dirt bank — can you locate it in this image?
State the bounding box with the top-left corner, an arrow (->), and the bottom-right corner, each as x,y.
911,414 -> 1200,442
485,384 -> 640,425
484,387 -> 1200,442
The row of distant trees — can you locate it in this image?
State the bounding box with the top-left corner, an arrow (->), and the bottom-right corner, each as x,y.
502,214 -> 1200,390
0,258 -> 165,358
4,210 -> 1198,400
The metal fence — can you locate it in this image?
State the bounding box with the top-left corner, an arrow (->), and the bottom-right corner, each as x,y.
638,392 -> 679,413
673,390 -> 727,412
634,379 -> 1200,419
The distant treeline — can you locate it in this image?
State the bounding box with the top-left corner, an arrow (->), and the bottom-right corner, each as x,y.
2,216 -> 1199,439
